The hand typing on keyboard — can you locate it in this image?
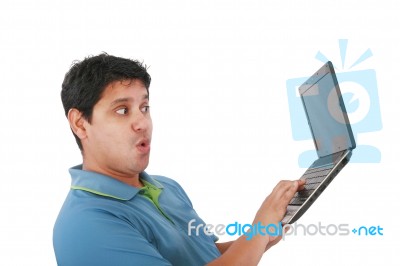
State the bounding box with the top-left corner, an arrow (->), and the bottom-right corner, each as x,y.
208,179 -> 306,266
252,179 -> 306,247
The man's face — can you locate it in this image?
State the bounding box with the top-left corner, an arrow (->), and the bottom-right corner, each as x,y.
82,79 -> 152,179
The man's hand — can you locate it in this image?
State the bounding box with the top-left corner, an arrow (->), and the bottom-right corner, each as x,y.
255,179 -> 306,225
207,179 -> 305,266
255,179 -> 305,249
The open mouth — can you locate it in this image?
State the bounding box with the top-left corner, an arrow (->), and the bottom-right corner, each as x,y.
136,139 -> 151,153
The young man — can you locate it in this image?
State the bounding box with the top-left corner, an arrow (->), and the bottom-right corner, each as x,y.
53,53 -> 305,265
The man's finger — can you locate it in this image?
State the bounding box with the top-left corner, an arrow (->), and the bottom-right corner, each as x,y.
297,179 -> 306,191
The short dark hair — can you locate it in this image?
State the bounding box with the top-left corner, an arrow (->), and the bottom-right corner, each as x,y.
61,53 -> 151,150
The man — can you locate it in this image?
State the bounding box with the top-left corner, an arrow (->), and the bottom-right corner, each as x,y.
53,53 -> 305,265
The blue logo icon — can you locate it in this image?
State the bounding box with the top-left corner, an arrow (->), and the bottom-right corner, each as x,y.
287,39 -> 382,167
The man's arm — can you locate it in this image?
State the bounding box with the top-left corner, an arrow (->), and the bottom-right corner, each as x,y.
208,179 -> 305,266
215,241 -> 233,254
216,235 -> 283,255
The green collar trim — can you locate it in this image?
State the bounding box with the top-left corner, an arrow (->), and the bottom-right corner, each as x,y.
70,185 -> 127,201
140,180 -> 174,224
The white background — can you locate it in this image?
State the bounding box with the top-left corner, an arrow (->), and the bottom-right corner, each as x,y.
0,0 -> 399,265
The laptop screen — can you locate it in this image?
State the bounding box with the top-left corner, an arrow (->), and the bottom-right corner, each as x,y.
299,62 -> 356,158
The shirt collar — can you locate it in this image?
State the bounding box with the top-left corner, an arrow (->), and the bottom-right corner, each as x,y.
69,164 -> 163,200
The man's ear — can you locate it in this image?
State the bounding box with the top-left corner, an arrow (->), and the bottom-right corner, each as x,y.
67,108 -> 88,140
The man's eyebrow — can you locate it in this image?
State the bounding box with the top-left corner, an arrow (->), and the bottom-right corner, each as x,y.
110,97 -> 131,107
110,95 -> 149,107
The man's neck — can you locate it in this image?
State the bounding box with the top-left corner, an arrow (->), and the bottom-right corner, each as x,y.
82,162 -> 143,188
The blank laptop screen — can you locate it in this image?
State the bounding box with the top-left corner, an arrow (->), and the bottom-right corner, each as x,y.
299,65 -> 355,157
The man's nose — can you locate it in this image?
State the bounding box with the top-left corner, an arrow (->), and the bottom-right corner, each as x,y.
131,112 -> 150,132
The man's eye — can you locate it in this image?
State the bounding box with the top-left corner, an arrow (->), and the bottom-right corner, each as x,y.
141,106 -> 150,113
116,108 -> 128,115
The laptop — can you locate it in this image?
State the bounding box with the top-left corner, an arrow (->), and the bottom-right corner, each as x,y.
282,61 -> 356,224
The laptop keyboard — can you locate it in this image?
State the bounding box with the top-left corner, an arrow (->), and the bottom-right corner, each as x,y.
289,163 -> 334,206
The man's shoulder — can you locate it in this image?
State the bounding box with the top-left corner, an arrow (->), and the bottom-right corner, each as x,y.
149,174 -> 183,189
148,174 -> 192,205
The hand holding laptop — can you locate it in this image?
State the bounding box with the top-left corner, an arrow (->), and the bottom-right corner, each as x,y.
282,61 -> 356,224
248,179 -> 306,252
255,179 -> 306,226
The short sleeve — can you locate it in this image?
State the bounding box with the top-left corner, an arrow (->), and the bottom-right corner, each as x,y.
53,209 -> 173,266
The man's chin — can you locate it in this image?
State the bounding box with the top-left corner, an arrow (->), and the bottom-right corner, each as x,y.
132,159 -> 150,173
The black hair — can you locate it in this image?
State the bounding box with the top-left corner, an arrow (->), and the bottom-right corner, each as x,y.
61,53 -> 151,150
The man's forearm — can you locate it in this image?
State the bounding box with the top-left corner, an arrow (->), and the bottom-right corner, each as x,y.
215,241 -> 233,254
208,233 -> 270,266
207,180 -> 304,265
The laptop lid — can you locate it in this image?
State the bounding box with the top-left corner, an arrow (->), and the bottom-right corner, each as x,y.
299,61 -> 356,158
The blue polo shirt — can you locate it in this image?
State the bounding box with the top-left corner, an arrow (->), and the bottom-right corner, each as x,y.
53,165 -> 220,266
